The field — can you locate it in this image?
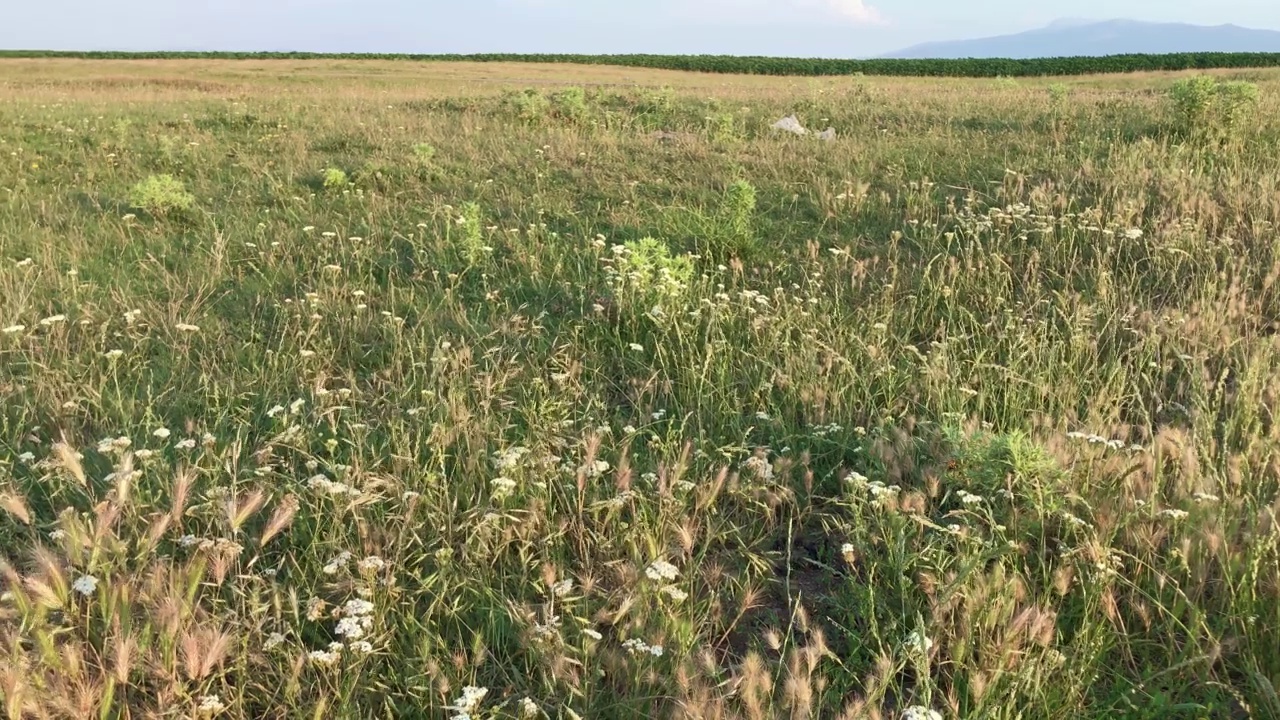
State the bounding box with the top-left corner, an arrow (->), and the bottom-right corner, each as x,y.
2,58 -> 1280,719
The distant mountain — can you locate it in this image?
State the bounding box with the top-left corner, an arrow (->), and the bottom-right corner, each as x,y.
884,19 -> 1280,59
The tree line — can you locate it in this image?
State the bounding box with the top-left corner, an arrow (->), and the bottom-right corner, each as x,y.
4,50 -> 1280,77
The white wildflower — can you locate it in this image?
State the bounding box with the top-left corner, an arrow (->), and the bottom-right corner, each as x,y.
519,698 -> 540,719
660,585 -> 688,602
308,649 -> 341,665
905,630 -> 934,655
357,556 -> 386,573
174,323 -> 200,333
39,314 -> 67,326
335,616 -> 368,640
551,579 -> 573,598
264,632 -> 286,650
645,560 -> 679,582
490,476 -> 517,501
152,427 -> 170,439
582,628 -> 603,641
1160,508 -> 1189,521
72,574 -> 98,596
197,694 -> 226,715
1,325 -> 24,335
901,708 -> 942,720
451,686 -> 489,715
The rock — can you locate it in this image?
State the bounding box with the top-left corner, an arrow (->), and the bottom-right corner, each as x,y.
817,127 -> 837,141
771,115 -> 808,136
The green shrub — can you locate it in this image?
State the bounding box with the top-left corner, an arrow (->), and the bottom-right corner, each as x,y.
616,237 -> 695,302
322,167 -> 348,190
719,180 -> 757,257
412,143 -> 436,164
454,201 -> 489,265
1168,76 -> 1260,144
508,89 -> 549,123
128,174 -> 195,214
553,87 -> 588,121
704,112 -> 738,143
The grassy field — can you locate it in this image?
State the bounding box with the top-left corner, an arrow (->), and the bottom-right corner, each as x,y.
2,58 -> 1280,719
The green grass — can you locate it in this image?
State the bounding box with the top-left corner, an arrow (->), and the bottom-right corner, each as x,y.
1,60 -> 1280,719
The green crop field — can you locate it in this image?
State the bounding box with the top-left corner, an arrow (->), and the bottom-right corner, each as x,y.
2,58 -> 1280,719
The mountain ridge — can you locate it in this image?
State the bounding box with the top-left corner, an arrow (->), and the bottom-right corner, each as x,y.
884,19 -> 1280,59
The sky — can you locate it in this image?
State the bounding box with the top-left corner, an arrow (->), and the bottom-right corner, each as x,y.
4,0 -> 1279,58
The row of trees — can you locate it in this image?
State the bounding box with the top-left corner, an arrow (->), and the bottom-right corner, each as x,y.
4,50 -> 1280,77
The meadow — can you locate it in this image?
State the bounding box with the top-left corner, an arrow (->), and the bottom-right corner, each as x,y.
2,58 -> 1280,719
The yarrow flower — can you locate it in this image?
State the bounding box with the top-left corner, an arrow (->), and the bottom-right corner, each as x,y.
357,556 -> 385,573
72,575 -> 98,596
449,686 -> 489,717
490,476 -> 517,501
905,630 -> 934,655
901,708 -> 942,720
645,560 -> 679,582
196,695 -> 226,715
622,638 -> 665,657
264,632 -> 286,650
308,648 -> 341,665
660,585 -> 688,602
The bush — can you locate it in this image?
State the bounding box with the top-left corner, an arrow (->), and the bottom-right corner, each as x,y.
508,89 -> 549,123
412,143 -> 436,164
1168,76 -> 1260,144
615,237 -> 695,302
552,87 -> 588,121
720,180 -> 757,257
322,167 -> 348,190
128,174 -> 195,214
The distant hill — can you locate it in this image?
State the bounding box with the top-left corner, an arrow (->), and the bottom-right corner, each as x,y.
884,19 -> 1280,59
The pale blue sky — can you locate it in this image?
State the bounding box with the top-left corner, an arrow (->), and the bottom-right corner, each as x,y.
4,0 -> 1278,57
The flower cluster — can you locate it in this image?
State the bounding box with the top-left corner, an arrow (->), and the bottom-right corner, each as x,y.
622,638 -> 665,657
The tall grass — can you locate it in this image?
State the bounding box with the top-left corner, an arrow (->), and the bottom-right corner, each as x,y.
1,59 -> 1280,718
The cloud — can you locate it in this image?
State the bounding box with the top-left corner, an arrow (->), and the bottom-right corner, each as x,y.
686,0 -> 886,26
821,0 -> 884,24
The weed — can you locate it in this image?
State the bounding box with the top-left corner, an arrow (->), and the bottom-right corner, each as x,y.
1167,75 -> 1260,144
128,173 -> 195,214
321,167 -> 348,190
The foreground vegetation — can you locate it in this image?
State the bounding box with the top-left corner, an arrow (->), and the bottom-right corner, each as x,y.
5,50 -> 1280,78
2,59 -> 1280,718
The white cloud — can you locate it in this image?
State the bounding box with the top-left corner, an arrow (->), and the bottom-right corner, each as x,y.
821,0 -> 883,24
681,0 -> 886,26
